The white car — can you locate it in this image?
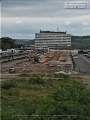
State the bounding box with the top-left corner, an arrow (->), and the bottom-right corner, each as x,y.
55,71 -> 67,74
73,56 -> 79,58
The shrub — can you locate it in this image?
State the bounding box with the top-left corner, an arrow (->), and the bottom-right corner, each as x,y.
54,73 -> 69,80
19,73 -> 31,77
31,74 -> 45,77
1,81 -> 16,90
35,81 -> 90,120
28,76 -> 45,85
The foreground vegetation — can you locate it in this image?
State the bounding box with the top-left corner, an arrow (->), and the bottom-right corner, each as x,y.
1,74 -> 90,120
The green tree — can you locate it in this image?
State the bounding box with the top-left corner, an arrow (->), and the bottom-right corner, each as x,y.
0,37 -> 16,50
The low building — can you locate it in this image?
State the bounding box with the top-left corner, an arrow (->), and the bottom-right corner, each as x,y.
35,30 -> 71,50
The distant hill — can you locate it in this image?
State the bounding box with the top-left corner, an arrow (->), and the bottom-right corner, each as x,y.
14,39 -> 35,45
71,36 -> 90,49
24,39 -> 35,45
14,39 -> 27,44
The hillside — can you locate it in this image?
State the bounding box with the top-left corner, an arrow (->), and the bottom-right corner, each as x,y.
24,39 -> 35,45
14,39 -> 29,44
71,36 -> 90,49
14,39 -> 35,45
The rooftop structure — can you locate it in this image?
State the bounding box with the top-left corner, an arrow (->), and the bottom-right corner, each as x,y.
40,30 -> 67,34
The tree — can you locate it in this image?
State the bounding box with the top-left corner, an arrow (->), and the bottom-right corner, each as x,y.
0,37 -> 16,50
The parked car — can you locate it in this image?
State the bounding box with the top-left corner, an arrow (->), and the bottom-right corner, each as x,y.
9,68 -> 16,73
87,54 -> 90,58
73,56 -> 79,58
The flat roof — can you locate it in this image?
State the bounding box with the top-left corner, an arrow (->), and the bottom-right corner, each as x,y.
40,30 -> 67,34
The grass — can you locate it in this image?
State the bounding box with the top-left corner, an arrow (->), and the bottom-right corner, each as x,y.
1,80 -> 17,90
1,74 -> 90,120
19,73 -> 45,77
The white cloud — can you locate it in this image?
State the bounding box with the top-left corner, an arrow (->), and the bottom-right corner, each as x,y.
1,33 -> 35,39
64,21 -> 71,25
2,14 -> 90,23
15,20 -> 23,24
82,22 -> 88,26
1,0 -> 90,39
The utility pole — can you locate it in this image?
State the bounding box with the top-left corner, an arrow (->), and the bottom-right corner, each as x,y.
81,37 -> 83,51
57,27 -> 59,32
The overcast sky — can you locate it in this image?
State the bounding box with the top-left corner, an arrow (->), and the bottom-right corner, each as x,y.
1,0 -> 90,39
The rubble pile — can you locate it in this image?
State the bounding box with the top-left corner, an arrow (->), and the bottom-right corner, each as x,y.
13,51 -> 73,74
1,51 -> 73,74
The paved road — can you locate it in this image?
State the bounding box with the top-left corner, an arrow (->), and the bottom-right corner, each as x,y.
1,58 -> 29,68
0,58 -> 29,80
0,58 -> 29,74
73,54 -> 90,73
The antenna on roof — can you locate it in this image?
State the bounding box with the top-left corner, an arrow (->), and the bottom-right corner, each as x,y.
57,27 -> 59,32
40,30 -> 42,33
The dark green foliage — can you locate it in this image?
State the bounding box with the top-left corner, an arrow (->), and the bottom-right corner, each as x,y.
35,81 -> 90,120
1,74 -> 90,120
0,37 -> 17,50
71,36 -> 90,49
54,74 -> 69,80
19,73 -> 31,77
24,39 -> 35,45
1,81 -> 16,90
28,76 -> 45,85
31,74 -> 45,77
0,37 -> 22,50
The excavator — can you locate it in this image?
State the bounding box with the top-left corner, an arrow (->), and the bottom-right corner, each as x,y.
28,51 -> 40,63
28,51 -> 48,63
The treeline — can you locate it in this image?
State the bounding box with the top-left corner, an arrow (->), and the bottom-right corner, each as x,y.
24,39 -> 35,45
1,36 -> 90,50
0,37 -> 23,50
71,36 -> 90,49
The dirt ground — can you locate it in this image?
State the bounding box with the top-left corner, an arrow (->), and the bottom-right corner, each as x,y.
12,51 -> 73,74
1,51 -> 90,88
1,51 -> 73,74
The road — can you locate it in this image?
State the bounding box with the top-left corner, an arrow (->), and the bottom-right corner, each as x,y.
0,58 -> 29,81
0,58 -> 29,74
73,54 -> 90,73
1,58 -> 29,68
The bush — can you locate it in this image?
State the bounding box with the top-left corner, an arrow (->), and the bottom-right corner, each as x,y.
35,81 -> 90,120
19,73 -> 31,77
1,81 -> 16,90
28,76 -> 45,85
31,74 -> 45,77
54,73 -> 69,80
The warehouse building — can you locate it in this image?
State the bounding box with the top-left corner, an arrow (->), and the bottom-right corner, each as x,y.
35,30 -> 71,50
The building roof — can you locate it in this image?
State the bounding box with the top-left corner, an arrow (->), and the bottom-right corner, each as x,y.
40,30 -> 67,34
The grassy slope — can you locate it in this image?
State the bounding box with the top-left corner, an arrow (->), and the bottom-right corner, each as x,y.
71,36 -> 90,49
1,74 -> 90,120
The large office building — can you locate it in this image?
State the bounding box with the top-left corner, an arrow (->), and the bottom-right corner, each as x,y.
35,30 -> 71,50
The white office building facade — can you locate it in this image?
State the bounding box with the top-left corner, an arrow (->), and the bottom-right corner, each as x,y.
35,31 -> 71,50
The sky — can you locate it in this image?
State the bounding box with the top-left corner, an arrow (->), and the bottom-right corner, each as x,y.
1,0 -> 90,39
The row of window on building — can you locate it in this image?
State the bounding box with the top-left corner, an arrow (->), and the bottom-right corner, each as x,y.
35,31 -> 71,50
